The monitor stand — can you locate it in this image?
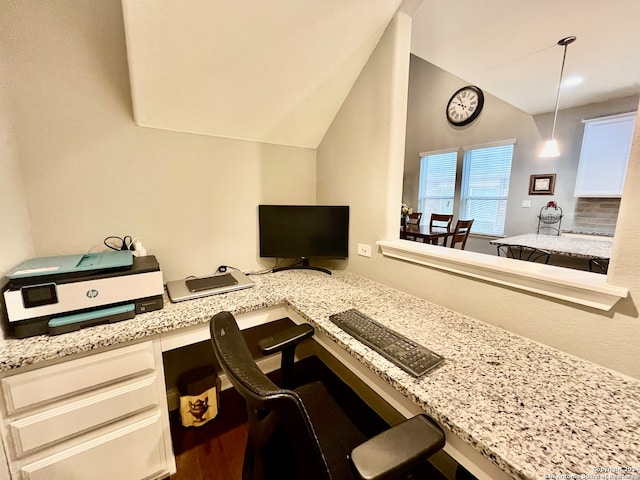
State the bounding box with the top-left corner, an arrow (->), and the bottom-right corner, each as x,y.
272,257 -> 331,275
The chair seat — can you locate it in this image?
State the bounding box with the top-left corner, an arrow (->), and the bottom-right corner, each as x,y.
295,381 -> 369,480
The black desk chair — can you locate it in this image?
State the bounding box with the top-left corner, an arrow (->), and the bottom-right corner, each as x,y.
210,311 -> 445,480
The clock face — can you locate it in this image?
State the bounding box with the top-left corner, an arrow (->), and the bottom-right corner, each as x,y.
446,86 -> 484,126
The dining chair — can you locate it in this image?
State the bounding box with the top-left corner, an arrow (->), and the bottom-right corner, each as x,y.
496,245 -> 550,264
404,212 -> 423,240
449,219 -> 474,250
429,214 -> 453,246
209,311 -> 446,480
407,212 -> 422,225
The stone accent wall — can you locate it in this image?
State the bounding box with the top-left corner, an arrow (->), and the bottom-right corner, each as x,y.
573,198 -> 620,234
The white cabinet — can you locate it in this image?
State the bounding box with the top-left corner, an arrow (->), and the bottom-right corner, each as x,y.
19,413 -> 166,480
574,112 -> 636,197
0,339 -> 176,480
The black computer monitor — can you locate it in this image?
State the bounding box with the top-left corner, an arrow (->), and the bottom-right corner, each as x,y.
258,205 -> 349,274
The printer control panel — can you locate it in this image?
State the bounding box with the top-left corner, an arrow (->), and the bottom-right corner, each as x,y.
21,283 -> 58,309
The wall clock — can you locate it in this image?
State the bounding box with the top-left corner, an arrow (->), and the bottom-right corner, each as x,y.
446,85 -> 484,126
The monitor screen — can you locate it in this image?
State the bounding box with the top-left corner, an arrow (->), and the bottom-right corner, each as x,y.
259,205 -> 349,259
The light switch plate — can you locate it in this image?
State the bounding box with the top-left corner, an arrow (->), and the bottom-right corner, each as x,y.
522,200 -> 532,208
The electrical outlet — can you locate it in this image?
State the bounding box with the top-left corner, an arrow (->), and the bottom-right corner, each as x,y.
357,243 -> 372,257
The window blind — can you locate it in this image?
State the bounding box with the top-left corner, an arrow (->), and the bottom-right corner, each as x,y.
460,144 -> 514,236
418,150 -> 457,222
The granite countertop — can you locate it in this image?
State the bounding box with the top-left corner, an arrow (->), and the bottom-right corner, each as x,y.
1,270 -> 638,479
562,229 -> 615,237
491,233 -> 612,259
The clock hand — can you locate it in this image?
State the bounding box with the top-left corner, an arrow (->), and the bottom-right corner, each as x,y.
454,97 -> 467,110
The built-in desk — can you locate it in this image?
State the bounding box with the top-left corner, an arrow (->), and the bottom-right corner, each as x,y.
0,270 -> 639,480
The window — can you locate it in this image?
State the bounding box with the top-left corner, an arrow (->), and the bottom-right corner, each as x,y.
417,149 -> 457,222
417,140 -> 514,236
461,143 -> 514,236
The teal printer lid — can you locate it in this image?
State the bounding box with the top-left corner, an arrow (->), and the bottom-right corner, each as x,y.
6,251 -> 133,280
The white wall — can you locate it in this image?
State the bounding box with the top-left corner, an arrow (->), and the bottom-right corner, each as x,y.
1,0 -> 316,282
317,10 -> 410,270
0,74 -> 34,280
0,57 -> 35,342
318,11 -> 640,379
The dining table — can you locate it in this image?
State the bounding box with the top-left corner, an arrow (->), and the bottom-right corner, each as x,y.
400,224 -> 452,246
489,233 -> 612,260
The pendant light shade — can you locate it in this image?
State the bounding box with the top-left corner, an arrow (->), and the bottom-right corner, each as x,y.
540,139 -> 560,157
540,36 -> 577,158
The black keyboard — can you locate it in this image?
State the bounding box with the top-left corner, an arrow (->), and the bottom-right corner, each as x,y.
329,309 -> 444,377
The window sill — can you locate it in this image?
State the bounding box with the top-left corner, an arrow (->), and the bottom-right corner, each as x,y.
377,239 -> 627,311
468,233 -> 500,240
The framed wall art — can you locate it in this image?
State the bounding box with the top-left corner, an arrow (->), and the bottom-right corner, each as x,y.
529,174 -> 556,195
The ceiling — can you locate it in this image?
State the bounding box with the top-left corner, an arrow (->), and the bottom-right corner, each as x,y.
121,0 -> 402,149
411,0 -> 640,115
121,1 -> 639,149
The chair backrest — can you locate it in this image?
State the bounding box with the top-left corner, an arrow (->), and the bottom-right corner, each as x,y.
429,214 -> 453,232
210,311 -> 329,480
449,219 -> 474,249
407,212 -> 422,225
497,244 -> 550,264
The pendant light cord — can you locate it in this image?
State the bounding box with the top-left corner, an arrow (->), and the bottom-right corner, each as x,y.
549,36 -> 576,140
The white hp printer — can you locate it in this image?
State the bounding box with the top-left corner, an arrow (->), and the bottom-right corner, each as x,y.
1,250 -> 163,338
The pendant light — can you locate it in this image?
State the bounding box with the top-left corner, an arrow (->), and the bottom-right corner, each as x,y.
540,36 -> 577,158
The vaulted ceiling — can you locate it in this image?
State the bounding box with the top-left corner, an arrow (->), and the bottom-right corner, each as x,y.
411,0 -> 640,115
121,0 -> 403,149
122,1 -> 640,149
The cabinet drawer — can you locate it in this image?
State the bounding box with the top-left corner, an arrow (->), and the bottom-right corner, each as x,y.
1,341 -> 155,414
20,412 -> 167,480
9,375 -> 159,457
